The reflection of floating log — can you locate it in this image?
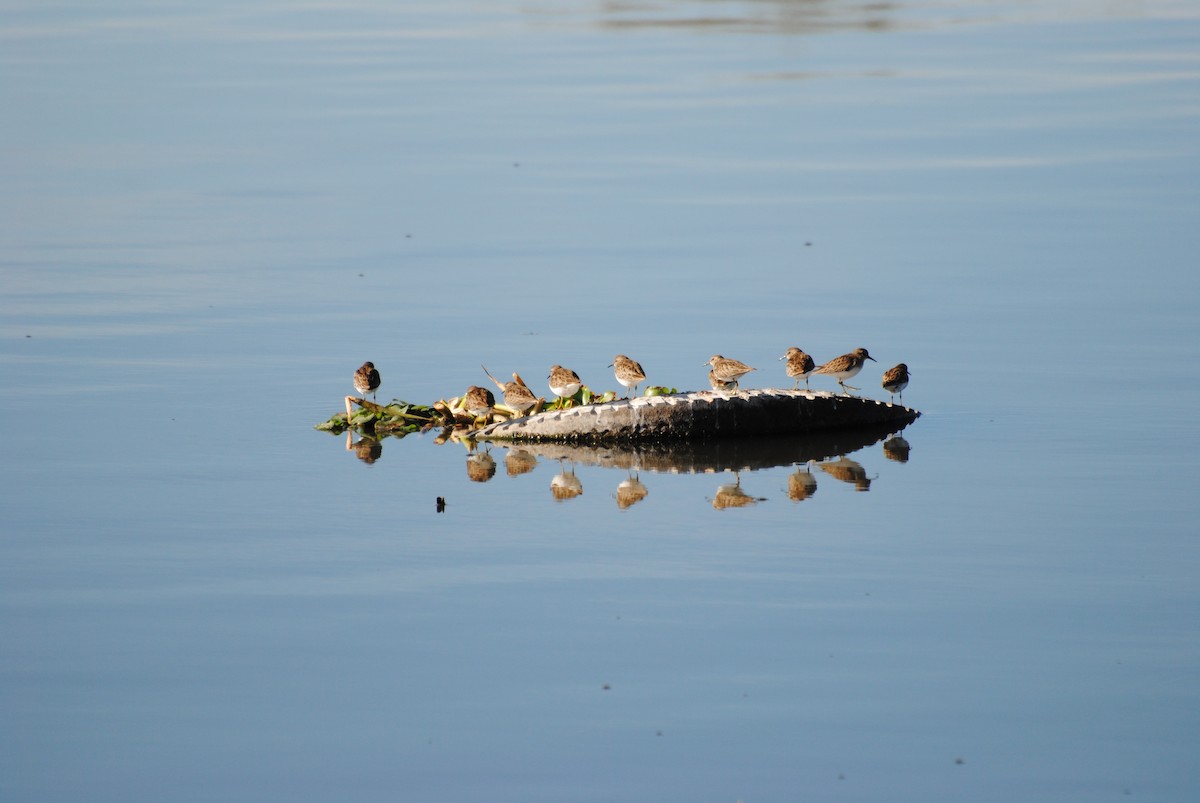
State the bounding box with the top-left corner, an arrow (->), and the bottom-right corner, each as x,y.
484,419 -> 911,475
474,389 -> 918,445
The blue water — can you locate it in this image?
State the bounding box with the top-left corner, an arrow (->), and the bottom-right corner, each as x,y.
3,1 -> 1199,800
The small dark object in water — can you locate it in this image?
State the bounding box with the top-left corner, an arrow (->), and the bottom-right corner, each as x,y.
436,496 -> 446,513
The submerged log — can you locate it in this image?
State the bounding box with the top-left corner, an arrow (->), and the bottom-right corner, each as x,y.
473,388 -> 919,445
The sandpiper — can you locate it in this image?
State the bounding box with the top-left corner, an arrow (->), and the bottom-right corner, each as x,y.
780,347 -> 815,390
354,361 -> 381,400
482,365 -> 538,418
610,354 -> 647,399
813,347 -> 875,394
708,370 -> 738,392
882,363 -> 910,404
705,355 -> 755,390
548,364 -> 582,402
462,385 -> 496,425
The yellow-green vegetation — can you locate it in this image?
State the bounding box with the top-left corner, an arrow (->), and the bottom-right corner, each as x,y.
315,399 -> 447,435
316,385 -> 682,435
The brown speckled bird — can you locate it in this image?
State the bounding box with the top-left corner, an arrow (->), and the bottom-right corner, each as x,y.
780,347 -> 816,390
610,354 -> 647,399
882,363 -> 910,404
705,355 -> 756,390
813,348 -> 875,394
548,365 -> 583,402
353,361 -> 380,400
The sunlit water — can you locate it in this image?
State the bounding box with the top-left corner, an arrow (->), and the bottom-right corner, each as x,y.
2,1 -> 1199,800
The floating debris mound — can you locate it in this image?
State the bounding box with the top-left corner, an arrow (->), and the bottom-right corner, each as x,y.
474,388 -> 919,444
316,387 -> 919,444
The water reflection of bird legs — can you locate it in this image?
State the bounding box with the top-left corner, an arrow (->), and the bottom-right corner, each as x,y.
551,459 -> 583,502
616,470 -> 648,510
712,470 -> 767,510
504,447 -> 538,477
787,461 -> 818,502
817,456 -> 874,492
466,445 -> 497,483
882,435 -> 911,463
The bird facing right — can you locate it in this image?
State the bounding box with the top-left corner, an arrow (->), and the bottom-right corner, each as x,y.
813,347 -> 875,394
882,363 -> 910,404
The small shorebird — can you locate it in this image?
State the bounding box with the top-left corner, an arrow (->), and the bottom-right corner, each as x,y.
705,355 -> 755,390
353,361 -> 381,400
610,354 -> 647,399
813,347 -> 875,394
882,363 -> 910,404
462,385 -> 496,426
780,347 -> 815,390
482,365 -> 538,418
548,364 -> 583,403
708,370 -> 738,392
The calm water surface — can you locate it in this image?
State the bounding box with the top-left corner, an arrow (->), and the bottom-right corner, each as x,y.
2,1 -> 1199,800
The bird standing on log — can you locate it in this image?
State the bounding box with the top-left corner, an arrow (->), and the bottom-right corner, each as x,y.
705,355 -> 756,390
882,363 -> 910,404
780,347 -> 815,390
813,348 -> 875,394
610,355 -> 647,399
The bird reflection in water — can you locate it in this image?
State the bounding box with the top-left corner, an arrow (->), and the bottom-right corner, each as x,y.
463,420 -> 916,506
466,448 -> 497,483
882,436 -> 911,463
712,472 -> 767,510
550,462 -> 583,502
616,472 -> 648,510
818,457 -> 872,491
346,432 -> 382,465
505,448 -> 538,477
787,463 -> 818,502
